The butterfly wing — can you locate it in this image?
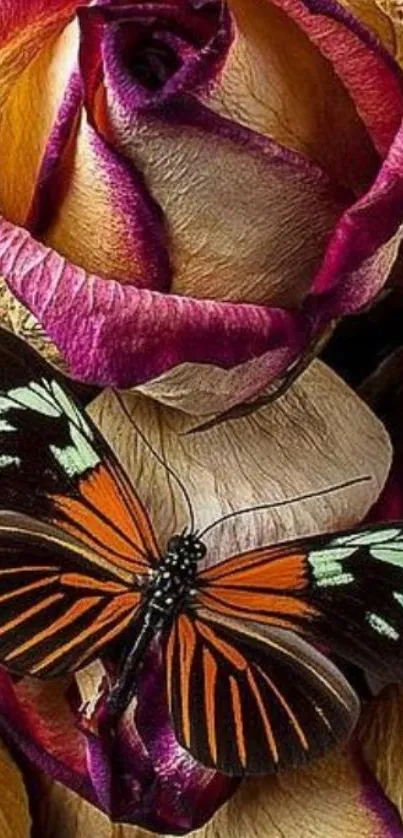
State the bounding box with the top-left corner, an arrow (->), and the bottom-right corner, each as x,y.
195,524 -> 403,681
164,606 -> 358,774
0,327 -> 160,574
0,512 -> 141,677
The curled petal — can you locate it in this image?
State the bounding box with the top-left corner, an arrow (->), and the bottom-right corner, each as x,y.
0,216 -> 306,387
273,0 -> 403,155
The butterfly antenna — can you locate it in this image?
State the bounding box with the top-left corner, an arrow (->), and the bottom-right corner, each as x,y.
198,475 -> 372,539
113,391 -> 196,532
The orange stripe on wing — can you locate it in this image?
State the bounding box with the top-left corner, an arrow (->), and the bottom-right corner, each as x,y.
199,545 -> 306,583
75,610 -> 139,670
53,495 -> 143,572
30,592 -> 139,674
5,597 -> 101,662
195,590 -> 313,632
108,460 -> 161,560
177,614 -> 197,749
0,575 -> 58,604
206,554 -> 308,591
229,676 -> 247,768
257,666 -> 309,751
202,647 -> 218,764
60,573 -> 129,594
246,669 -> 279,764
0,594 -> 64,637
195,620 -> 247,670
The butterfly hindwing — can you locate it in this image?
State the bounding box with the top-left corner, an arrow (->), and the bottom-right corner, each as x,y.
165,607 -> 358,774
0,512 -> 140,677
195,524 -> 403,683
0,328 -> 160,573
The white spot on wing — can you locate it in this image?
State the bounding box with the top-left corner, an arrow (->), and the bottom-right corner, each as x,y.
0,455 -> 20,468
366,612 -> 399,641
0,420 -> 15,432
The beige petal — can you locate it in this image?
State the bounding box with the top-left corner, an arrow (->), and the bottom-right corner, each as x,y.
0,741 -> 30,838
0,278 -> 65,368
359,685 -> 403,818
89,359 -> 391,559
215,0 -> 379,194
108,99 -> 347,308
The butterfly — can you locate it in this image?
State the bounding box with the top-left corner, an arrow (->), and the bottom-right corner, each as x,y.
0,327 -> 402,777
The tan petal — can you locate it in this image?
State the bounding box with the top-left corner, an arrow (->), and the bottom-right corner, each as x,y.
215,0 -> 379,194
34,748 -> 399,838
33,776 -> 115,838
359,685 -> 403,818
109,94 -> 347,308
0,741 -> 30,838
89,359 -> 391,558
195,749 -> 400,838
0,278 -> 65,368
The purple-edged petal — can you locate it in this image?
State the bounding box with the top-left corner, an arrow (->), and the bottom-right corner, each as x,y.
0,216 -> 306,387
272,0 -> 403,156
308,129 -> 403,316
38,113 -> 171,291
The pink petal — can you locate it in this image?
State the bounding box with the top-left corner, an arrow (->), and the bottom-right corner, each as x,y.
272,0 -> 403,156
0,216 -> 306,385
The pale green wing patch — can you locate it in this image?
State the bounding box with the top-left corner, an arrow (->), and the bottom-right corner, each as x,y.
0,455 -> 21,468
0,377 -> 101,480
332,529 -> 402,547
366,613 -> 399,641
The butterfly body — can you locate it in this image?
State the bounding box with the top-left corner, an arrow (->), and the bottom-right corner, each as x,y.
2,328 -> 403,774
108,532 -> 207,714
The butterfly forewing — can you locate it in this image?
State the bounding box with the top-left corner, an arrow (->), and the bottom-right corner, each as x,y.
0,328 -> 160,574
165,607 -> 358,774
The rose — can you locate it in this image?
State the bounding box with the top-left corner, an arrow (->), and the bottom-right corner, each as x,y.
1,0 -> 403,412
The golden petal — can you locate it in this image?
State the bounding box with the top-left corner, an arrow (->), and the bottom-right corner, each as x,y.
359,685 -> 403,818
217,0 -> 379,194
0,741 -> 30,838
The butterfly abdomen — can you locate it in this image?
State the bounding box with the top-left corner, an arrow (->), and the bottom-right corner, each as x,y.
107,533 -> 206,716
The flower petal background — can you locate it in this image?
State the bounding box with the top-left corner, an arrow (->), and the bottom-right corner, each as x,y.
0,741 -> 30,838
32,749 -> 403,838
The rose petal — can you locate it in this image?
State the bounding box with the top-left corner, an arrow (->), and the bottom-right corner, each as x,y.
27,749 -> 403,838
336,0 -> 398,55
213,0 -> 379,193
272,0 -> 403,156
90,359 -> 391,553
39,112 -> 171,290
212,750 -> 403,838
0,11 -> 80,225
359,686 -> 403,821
0,216 -> 307,387
0,739 -> 30,838
105,53 -> 350,306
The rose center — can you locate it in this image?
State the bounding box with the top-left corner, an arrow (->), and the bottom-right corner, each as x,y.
125,37 -> 182,91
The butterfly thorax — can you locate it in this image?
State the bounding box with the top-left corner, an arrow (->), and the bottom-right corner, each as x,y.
144,533 -> 206,625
